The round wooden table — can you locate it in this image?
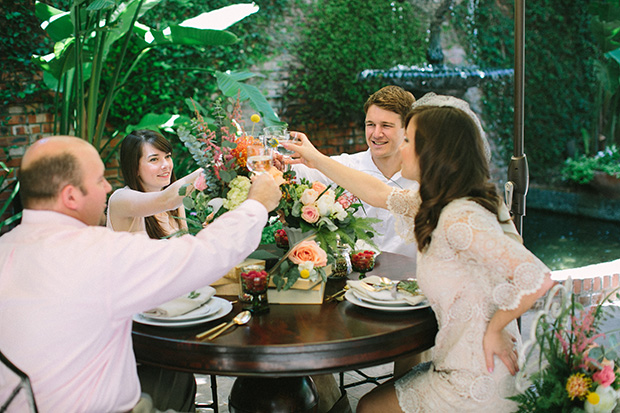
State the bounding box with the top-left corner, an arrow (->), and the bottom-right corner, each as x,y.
132,252 -> 437,412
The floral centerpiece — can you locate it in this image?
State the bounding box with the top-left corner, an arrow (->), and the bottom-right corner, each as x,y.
269,172 -> 380,290
511,281 -> 620,412
176,98 -> 274,229
176,98 -> 380,292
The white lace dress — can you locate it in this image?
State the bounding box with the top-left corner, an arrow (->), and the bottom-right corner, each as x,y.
387,189 -> 549,413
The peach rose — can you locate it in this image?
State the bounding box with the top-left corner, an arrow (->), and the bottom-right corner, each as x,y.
300,188 -> 319,205
288,240 -> 328,267
301,205 -> 320,224
312,181 -> 328,194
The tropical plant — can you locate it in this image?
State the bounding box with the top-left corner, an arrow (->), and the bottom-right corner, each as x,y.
589,0 -> 620,151
0,161 -> 22,232
31,0 -> 272,155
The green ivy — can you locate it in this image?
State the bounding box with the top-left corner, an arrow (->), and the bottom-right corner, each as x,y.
284,0 -> 426,126
107,0 -> 289,129
452,0 -> 598,182
0,0 -> 55,111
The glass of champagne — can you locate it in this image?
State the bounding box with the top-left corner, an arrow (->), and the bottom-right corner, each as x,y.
246,142 -> 273,175
263,126 -> 295,159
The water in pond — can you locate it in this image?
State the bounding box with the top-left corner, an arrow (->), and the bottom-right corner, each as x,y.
523,209 -> 620,271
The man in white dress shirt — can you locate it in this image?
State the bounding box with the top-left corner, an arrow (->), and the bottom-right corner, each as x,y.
292,85 -> 418,257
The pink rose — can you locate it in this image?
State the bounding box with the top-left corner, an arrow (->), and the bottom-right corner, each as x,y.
194,172 -> 208,191
301,205 -> 320,224
593,364 -> 616,387
312,181 -> 328,194
300,188 -> 319,205
288,240 -> 328,267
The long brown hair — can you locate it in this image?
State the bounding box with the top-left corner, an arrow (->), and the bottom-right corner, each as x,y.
120,130 -> 179,239
406,106 -> 501,251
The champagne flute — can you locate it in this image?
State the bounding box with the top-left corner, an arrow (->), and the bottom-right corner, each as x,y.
246,143 -> 273,175
263,126 -> 295,158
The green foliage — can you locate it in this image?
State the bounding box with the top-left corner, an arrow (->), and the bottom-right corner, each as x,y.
589,0 -> 620,148
108,0 -> 289,129
562,144 -> 620,184
284,0 -> 426,125
31,0 -> 258,152
453,0 -> 599,181
0,161 -> 22,232
0,0 -> 54,109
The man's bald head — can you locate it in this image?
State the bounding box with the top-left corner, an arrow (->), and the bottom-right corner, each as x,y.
19,136 -> 95,208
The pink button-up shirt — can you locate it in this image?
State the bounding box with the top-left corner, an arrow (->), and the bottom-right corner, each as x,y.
0,200 -> 267,412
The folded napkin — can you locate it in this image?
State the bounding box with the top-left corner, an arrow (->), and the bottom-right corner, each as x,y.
144,286 -> 216,318
347,276 -> 425,306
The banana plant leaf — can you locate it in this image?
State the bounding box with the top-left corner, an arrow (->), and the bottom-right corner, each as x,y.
216,71 -> 287,127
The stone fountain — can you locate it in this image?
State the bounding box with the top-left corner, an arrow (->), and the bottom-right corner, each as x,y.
358,0 -> 513,97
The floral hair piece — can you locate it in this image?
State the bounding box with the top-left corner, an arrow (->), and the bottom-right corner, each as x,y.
411,92 -> 491,164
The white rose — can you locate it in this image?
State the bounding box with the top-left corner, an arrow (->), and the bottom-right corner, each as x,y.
315,190 -> 336,216
585,385 -> 618,413
332,202 -> 347,220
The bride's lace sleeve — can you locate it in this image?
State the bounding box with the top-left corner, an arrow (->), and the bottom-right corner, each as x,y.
442,202 -> 550,311
386,188 -> 421,244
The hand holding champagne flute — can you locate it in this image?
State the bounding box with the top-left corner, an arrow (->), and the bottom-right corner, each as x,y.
246,140 -> 273,175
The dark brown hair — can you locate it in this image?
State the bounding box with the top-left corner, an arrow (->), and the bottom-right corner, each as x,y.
405,106 -> 501,251
120,130 -> 179,239
19,152 -> 86,208
363,85 -> 415,127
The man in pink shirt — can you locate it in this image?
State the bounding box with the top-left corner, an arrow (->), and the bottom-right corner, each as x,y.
0,136 -> 281,412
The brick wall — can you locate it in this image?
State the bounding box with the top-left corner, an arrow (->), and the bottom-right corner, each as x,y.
0,102 -> 55,232
550,259 -> 620,307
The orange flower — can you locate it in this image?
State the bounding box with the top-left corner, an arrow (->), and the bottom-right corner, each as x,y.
566,373 -> 592,400
231,135 -> 261,168
288,240 -> 328,267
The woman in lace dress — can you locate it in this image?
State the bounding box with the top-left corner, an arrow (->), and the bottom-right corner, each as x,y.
285,94 -> 553,413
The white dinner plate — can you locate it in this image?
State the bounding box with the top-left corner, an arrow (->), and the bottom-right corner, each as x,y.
140,299 -> 221,322
133,297 -> 233,327
345,290 -> 430,312
352,291 -> 410,306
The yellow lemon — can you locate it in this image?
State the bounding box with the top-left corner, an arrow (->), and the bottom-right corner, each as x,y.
300,269 -> 310,279
267,137 -> 279,148
250,114 -> 261,123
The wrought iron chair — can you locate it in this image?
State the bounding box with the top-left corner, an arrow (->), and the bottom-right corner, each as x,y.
0,350 -> 38,413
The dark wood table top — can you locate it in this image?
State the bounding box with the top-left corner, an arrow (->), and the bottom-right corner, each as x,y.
132,252 -> 437,377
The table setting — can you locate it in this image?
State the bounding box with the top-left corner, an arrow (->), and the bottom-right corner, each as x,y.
132,286 -> 233,328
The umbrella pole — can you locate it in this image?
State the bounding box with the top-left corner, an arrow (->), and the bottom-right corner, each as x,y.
507,0 -> 529,236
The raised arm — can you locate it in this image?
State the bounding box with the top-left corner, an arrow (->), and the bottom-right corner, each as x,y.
284,132 -> 393,208
109,168 -> 203,221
